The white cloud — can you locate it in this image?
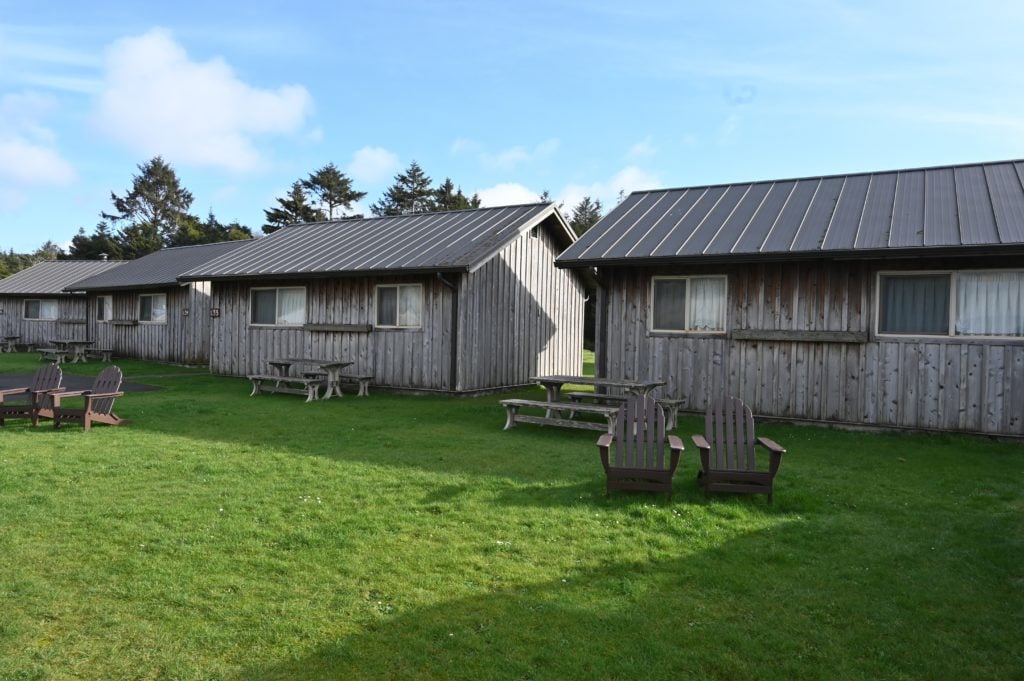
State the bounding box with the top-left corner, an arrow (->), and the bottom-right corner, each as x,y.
347,146 -> 401,184
480,138 -> 560,170
93,28 -> 313,172
558,166 -> 661,210
450,137 -> 482,155
475,182 -> 542,207
626,136 -> 657,160
0,138 -> 76,186
0,92 -> 76,191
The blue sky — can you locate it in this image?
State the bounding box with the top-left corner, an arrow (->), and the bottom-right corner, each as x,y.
1,1 -> 1022,253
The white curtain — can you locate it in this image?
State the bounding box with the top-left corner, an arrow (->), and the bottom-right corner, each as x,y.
277,288 -> 306,325
39,299 -> 59,320
688,277 -> 726,331
956,272 -> 1024,337
398,285 -> 422,327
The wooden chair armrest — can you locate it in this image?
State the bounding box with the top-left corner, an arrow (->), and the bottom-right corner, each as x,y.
596,432 -> 614,448
691,434 -> 711,450
756,436 -> 786,454
53,389 -> 88,398
0,386 -> 29,397
667,434 -> 684,452
84,391 -> 124,400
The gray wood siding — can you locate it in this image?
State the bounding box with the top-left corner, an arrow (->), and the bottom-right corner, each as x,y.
0,296 -> 88,345
456,228 -> 585,391
597,260 -> 1024,436
208,277 -> 453,390
86,283 -> 214,364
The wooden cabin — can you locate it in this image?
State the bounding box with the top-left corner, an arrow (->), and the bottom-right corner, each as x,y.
556,159 -> 1024,437
180,203 -> 586,393
66,241 -> 250,364
0,260 -> 123,348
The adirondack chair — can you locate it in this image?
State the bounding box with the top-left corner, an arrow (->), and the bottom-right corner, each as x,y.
597,395 -> 684,499
51,365 -> 125,431
692,396 -> 785,503
0,364 -> 63,426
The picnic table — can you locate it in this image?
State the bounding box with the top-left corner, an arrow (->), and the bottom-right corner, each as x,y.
501,375 -> 668,433
528,375 -> 666,403
48,339 -> 95,364
268,358 -> 354,400
1,335 -> 19,353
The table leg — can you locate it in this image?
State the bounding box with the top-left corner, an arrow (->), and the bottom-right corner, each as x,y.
544,382 -> 563,418
322,367 -> 342,399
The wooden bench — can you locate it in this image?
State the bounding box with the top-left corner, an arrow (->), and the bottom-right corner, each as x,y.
37,348 -> 68,364
500,398 -> 621,433
565,391 -> 684,430
86,348 -> 114,362
303,372 -> 374,396
247,374 -> 324,403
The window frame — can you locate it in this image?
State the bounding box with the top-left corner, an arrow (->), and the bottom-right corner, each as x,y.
138,293 -> 168,325
648,274 -> 728,335
375,283 -> 424,330
23,298 -> 58,321
248,286 -> 307,327
874,269 -> 1024,340
96,295 -> 113,323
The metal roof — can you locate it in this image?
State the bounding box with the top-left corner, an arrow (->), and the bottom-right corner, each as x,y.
0,260 -> 124,296
557,159 -> 1024,267
179,203 -> 572,281
66,240 -> 252,291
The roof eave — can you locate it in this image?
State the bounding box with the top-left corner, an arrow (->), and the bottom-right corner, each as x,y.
555,244 -> 1024,269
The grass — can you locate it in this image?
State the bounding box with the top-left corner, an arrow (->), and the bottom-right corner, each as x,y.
0,352 -> 1021,680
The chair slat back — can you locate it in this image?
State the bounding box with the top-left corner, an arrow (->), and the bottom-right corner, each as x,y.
32,364 -> 62,410
89,366 -> 122,415
31,364 -> 63,392
613,395 -> 667,470
705,396 -> 756,471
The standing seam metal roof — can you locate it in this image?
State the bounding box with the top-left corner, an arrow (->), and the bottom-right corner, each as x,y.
557,159 -> 1024,265
0,260 -> 124,295
179,203 -> 569,280
65,240 -> 252,291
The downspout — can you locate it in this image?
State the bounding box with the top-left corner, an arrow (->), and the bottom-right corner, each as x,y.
436,272 -> 459,392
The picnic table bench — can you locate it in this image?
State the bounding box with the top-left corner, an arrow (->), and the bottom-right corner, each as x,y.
564,391 -> 684,430
302,371 -> 374,396
38,347 -> 69,364
500,398 -> 621,433
1,335 -> 19,353
247,374 -> 325,403
85,348 -> 114,362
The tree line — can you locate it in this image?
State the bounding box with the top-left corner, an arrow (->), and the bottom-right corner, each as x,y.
2,156 -> 607,273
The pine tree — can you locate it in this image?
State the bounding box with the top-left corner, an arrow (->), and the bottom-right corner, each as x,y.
302,163 -> 366,220
434,178 -> 481,211
263,181 -> 326,234
568,196 -> 603,236
370,161 -> 435,216
102,156 -> 196,257
67,222 -> 123,260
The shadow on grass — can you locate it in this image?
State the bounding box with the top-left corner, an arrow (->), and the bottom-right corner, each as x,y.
231,514 -> 962,681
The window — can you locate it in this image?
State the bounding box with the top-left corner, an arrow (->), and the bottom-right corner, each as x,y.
650,276 -> 727,333
250,287 -> 306,326
24,299 -> 58,320
376,284 -> 423,328
139,293 -> 167,323
877,270 -> 1024,338
96,295 -> 113,322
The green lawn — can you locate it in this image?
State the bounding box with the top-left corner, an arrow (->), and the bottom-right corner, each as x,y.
0,353 -> 1021,680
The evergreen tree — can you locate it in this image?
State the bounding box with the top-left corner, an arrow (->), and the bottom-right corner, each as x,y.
302,163 -> 366,220
568,196 -> 603,236
434,178 -> 481,211
67,222 -> 123,260
168,211 -> 253,246
370,161 -> 435,216
263,181 -> 326,234
102,156 -> 195,257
